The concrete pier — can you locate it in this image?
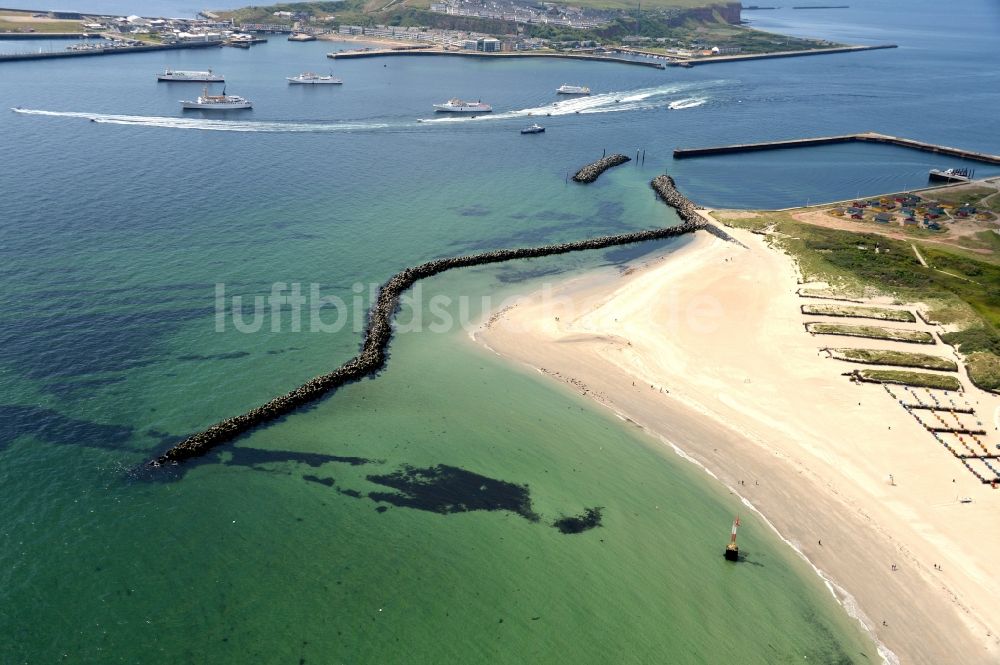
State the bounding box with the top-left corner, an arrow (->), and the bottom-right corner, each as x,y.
673,132 -> 1000,165
667,43 -> 896,66
0,32 -> 102,39
150,175 -> 708,466
0,40 -> 223,62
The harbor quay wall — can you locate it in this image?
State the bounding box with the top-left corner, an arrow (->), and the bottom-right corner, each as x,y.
668,43 -> 897,67
0,40 -> 223,62
0,32 -> 102,39
151,176 -> 708,467
673,132 -> 1000,165
327,48 -> 667,69
573,154 -> 631,183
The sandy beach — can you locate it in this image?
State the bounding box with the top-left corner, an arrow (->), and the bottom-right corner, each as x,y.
475,224 -> 1000,664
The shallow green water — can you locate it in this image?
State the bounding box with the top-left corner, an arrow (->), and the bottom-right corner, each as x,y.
12,4 -> 1000,657
2,250 -> 877,663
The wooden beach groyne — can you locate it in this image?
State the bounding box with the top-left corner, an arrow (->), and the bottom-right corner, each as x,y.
0,40 -> 223,62
572,154 -> 630,183
150,175 -> 707,466
673,132 -> 1000,165
327,47 -> 667,69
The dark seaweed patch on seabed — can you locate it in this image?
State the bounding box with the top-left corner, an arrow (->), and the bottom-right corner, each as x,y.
303,474 -> 336,487
552,507 -> 603,534
0,305 -> 210,381
0,404 -> 134,452
455,204 -> 491,217
364,464 -> 540,521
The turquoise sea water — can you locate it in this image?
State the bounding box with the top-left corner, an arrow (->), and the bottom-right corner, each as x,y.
2,1 -> 999,662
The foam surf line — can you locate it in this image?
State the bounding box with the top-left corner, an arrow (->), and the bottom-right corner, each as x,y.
11,108 -> 396,133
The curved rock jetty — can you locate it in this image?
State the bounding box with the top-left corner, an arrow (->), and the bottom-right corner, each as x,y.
151,178 -> 707,467
572,154 -> 631,183
650,174 -> 746,247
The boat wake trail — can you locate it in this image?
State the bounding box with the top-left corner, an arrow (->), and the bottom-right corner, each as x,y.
420,81 -> 723,123
668,97 -> 707,110
10,108 -> 394,133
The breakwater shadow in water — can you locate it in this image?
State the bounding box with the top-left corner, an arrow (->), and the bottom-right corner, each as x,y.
132,444 -> 381,483
0,404 -> 136,454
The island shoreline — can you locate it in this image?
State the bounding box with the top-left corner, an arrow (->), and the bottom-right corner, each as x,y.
474,224 -> 1000,665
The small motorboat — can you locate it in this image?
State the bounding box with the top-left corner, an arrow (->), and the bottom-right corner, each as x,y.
521,123 -> 545,134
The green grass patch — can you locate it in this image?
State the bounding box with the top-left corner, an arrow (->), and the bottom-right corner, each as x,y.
802,304 -> 915,322
719,209 -> 1000,391
939,325 -> 1000,392
922,186 -> 995,207
940,324 -> 1000,356
716,211 -> 1000,323
966,352 -> 1000,393
828,348 -> 957,371
806,323 -> 935,344
956,230 -> 1000,254
855,369 -> 962,391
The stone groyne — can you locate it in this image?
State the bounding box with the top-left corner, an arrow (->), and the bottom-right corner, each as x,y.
572,154 -> 631,183
151,176 -> 707,467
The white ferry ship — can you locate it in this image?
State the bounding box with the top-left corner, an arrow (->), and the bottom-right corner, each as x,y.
180,87 -> 252,110
158,68 -> 224,82
556,84 -> 591,95
433,98 -> 492,113
287,72 -> 343,85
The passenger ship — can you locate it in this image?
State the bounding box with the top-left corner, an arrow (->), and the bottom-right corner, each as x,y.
287,72 -> 343,85
433,99 -> 492,113
180,87 -> 252,110
157,68 -> 224,82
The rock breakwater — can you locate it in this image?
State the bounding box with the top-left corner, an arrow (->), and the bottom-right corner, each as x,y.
151,177 -> 708,467
650,174 -> 747,247
572,154 -> 631,183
